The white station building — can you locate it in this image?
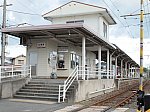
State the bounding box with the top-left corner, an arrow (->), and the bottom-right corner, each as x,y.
2,1 -> 139,102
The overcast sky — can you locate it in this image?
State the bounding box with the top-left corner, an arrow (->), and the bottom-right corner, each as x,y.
0,0 -> 150,67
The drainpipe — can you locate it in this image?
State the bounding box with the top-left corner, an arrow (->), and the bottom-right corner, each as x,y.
110,50 -> 116,79
107,50 -> 110,79
98,45 -> 101,79
82,37 -> 86,80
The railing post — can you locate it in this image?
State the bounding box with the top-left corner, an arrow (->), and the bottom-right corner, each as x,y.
11,65 -> 14,77
29,65 -> 31,78
63,85 -> 66,102
87,69 -> 89,80
0,66 -> 1,83
76,66 -> 78,80
58,85 -> 61,103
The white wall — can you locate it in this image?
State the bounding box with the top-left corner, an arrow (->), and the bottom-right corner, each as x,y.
27,38 -> 96,77
52,14 -> 109,39
27,39 -> 52,76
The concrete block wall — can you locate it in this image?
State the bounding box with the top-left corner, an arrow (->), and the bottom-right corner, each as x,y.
74,79 -> 115,102
0,78 -> 28,99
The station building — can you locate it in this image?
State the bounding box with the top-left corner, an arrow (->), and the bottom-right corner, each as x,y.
2,1 -> 139,102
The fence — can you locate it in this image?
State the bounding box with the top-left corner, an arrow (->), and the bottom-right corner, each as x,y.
0,65 -> 31,83
58,66 -> 114,102
77,66 -> 114,80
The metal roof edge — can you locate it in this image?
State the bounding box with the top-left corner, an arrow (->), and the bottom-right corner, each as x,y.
1,23 -> 84,33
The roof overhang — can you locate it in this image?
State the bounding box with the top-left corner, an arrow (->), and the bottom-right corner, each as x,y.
42,1 -> 116,25
113,44 -> 139,67
1,23 -> 139,67
1,23 -> 116,50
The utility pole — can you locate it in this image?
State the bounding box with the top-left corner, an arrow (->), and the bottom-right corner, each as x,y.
120,0 -> 147,111
136,0 -> 145,111
0,0 -> 12,66
1,0 -> 7,66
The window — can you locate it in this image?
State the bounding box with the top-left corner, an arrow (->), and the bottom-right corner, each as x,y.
58,54 -> 65,68
18,60 -> 24,64
103,22 -> 107,38
66,20 -> 84,24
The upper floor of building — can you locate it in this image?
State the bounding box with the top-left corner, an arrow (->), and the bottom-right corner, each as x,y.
42,1 -> 116,40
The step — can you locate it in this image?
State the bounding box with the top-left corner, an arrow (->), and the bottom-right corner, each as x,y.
22,86 -> 60,90
28,82 -> 77,87
25,84 -> 60,87
23,85 -> 75,90
19,89 -> 72,94
14,94 -> 60,101
30,79 -> 65,83
28,81 -> 64,85
16,91 -> 60,97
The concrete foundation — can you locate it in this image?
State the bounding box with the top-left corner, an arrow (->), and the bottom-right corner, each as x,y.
0,78 -> 29,99
117,79 -> 139,90
75,79 -> 115,102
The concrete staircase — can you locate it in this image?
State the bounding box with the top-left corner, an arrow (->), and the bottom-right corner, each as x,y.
14,78 -> 76,102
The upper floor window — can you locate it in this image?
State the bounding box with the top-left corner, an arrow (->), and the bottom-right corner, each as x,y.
66,20 -> 84,24
18,60 -> 24,64
103,22 -> 107,38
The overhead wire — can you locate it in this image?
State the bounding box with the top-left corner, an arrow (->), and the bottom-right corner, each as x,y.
130,2 -> 150,14
102,0 -> 134,38
15,0 -> 39,15
6,9 -> 41,16
146,0 -> 150,38
109,0 -> 135,38
143,1 -> 150,39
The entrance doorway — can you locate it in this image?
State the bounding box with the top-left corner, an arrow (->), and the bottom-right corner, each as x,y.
29,52 -> 37,77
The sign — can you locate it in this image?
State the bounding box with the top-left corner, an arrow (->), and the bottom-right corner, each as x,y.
37,43 -> 46,48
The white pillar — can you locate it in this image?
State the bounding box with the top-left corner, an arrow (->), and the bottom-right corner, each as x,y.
115,57 -> 118,78
110,55 -> 112,78
107,50 -> 110,79
98,46 -> 101,79
82,37 -> 86,80
129,64 -> 131,78
125,62 -> 127,78
121,60 -> 123,78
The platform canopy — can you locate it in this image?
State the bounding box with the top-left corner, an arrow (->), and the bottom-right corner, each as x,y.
1,23 -> 139,67
2,23 -> 115,50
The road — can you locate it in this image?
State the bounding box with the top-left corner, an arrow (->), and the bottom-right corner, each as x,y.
0,99 -> 70,112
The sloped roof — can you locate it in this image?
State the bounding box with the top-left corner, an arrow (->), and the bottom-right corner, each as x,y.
42,1 -> 116,25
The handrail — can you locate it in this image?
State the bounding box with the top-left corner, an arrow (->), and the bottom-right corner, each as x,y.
58,65 -> 78,103
58,66 -> 115,102
0,65 -> 31,82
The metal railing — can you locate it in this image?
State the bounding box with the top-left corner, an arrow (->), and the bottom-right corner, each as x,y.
58,65 -> 78,103
0,65 -> 31,83
58,66 -> 115,103
77,66 -> 114,80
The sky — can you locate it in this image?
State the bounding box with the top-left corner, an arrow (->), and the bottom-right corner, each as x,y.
0,0 -> 150,67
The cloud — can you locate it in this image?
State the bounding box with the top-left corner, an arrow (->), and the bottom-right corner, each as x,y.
1,0 -> 149,67
6,45 -> 26,58
110,35 -> 150,67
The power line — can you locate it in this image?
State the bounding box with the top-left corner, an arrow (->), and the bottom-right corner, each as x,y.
6,9 -> 41,16
109,0 -> 135,38
130,2 -> 150,14
146,0 -> 150,37
144,0 -> 150,39
15,0 -> 39,15
102,0 -> 134,38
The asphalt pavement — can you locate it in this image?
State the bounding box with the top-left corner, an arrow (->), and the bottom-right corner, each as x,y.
0,99 -> 70,112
